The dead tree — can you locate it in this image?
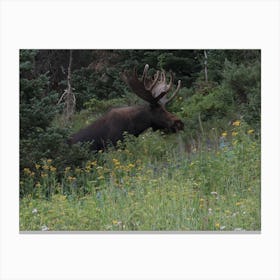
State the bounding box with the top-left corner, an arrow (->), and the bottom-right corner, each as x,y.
204,50 -> 208,83
58,50 -> 76,123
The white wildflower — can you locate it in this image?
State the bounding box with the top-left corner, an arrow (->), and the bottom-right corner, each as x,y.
234,228 -> 244,231
41,225 -> 49,231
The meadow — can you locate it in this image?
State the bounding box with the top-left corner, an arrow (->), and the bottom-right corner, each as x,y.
20,120 -> 260,231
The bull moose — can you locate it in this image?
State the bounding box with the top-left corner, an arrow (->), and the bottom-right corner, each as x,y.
68,64 -> 184,150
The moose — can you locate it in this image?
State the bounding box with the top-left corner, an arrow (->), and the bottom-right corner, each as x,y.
68,64 -> 184,150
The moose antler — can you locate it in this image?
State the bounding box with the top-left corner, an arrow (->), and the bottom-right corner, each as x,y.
121,64 -> 181,106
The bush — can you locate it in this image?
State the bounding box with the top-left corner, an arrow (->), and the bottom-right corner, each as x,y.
222,60 -> 261,127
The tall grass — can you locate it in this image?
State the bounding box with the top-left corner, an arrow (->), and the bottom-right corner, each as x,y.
20,120 -> 260,231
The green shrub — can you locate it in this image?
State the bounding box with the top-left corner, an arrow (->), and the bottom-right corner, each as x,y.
222,60 -> 261,127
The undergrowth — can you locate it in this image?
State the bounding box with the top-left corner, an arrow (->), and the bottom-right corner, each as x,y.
20,120 -> 260,231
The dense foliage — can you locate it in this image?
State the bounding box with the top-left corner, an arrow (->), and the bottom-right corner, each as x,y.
20,49 -> 261,231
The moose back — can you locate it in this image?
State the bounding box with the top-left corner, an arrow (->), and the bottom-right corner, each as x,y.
68,64 -> 184,151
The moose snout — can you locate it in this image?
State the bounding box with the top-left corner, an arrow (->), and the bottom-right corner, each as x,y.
172,119 -> 184,132
169,119 -> 184,133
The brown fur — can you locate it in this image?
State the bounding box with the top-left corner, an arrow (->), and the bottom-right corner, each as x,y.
69,104 -> 184,151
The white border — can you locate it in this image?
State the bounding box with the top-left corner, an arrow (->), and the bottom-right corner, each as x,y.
1,1 -> 279,279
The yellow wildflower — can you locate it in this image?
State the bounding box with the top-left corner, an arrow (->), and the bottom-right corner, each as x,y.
221,132 -> 227,137
50,166 -> 56,172
23,168 -> 31,174
127,163 -> 135,170
199,198 -> 204,202
64,166 -> 71,172
232,120 -> 241,126
215,223 -> 220,229
112,220 -> 118,225
112,159 -> 120,166
235,202 -> 242,206
35,164 -> 41,170
46,159 -> 53,164
98,175 -> 105,180
35,182 -> 41,187
42,165 -> 49,170
41,173 -> 47,178
232,131 -> 238,137
247,129 -> 254,134
67,176 -> 76,182
85,165 -> 91,171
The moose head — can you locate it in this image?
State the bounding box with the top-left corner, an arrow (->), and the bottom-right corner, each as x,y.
69,64 -> 184,150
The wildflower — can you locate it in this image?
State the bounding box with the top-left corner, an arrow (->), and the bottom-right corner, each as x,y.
91,160 -> 97,166
64,166 -> 71,172
35,164 -> 41,170
41,225 -> 49,231
247,129 -> 254,134
30,172 -> 35,177
23,168 -> 31,175
232,131 -> 238,137
46,159 -> 53,164
215,223 -> 220,229
41,173 -> 47,178
85,165 -> 91,171
235,202 -> 242,206
50,166 -> 56,172
98,175 -> 105,180
42,165 -> 49,171
67,176 -> 76,182
32,208 -> 38,214
221,132 -> 227,137
234,228 -> 244,231
232,120 -> 241,126
112,159 -> 120,166
199,198 -> 204,202
208,208 -> 212,215
35,182 -> 41,187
